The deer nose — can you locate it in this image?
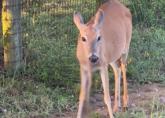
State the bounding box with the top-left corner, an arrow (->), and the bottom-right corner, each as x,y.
89,55 -> 99,63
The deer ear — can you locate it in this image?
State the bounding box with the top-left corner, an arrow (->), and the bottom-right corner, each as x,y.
73,12 -> 84,30
93,10 -> 104,29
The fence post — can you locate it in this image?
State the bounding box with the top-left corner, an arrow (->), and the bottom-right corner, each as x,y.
0,0 -> 2,35
0,0 -> 3,69
2,0 -> 22,71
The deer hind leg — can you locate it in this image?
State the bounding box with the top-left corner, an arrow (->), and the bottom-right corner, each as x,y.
100,66 -> 114,118
110,61 -> 121,112
120,53 -> 129,111
77,67 -> 92,118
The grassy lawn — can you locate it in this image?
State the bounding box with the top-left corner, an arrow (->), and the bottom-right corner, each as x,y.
0,77 -> 165,118
0,76 -> 76,118
0,0 -> 165,117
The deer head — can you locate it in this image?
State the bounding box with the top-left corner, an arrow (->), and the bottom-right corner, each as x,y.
74,10 -> 104,64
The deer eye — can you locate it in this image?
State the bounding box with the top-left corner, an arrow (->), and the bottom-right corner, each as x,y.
82,37 -> 87,42
97,36 -> 101,42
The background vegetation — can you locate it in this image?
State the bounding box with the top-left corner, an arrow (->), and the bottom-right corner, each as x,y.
21,0 -> 165,84
0,0 -> 165,117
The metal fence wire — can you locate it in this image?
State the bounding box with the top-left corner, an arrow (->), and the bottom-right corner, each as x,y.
0,0 -> 118,73
1,0 -> 164,85
20,0 -> 98,85
1,0 -> 106,85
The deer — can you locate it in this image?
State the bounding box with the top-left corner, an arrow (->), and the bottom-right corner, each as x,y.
73,0 -> 132,118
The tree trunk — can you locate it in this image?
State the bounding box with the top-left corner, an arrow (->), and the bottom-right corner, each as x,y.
2,0 -> 22,71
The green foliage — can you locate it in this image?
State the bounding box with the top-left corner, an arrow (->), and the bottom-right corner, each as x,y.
21,0 -> 96,87
19,0 -> 165,87
128,27 -> 165,83
127,0 -> 165,27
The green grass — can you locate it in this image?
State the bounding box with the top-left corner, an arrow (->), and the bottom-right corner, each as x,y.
90,97 -> 165,118
0,77 -> 165,118
0,0 -> 165,117
0,76 -> 75,118
128,27 -> 165,83
21,0 -> 97,87
20,0 -> 165,86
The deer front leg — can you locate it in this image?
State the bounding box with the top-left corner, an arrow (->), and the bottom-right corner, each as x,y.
121,62 -> 128,111
121,54 -> 129,111
77,67 -> 92,118
110,62 -> 121,112
100,66 -> 114,118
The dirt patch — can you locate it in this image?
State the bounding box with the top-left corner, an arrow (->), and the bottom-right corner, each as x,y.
52,83 -> 165,118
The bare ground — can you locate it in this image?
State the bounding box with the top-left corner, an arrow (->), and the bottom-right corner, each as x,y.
52,83 -> 165,118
